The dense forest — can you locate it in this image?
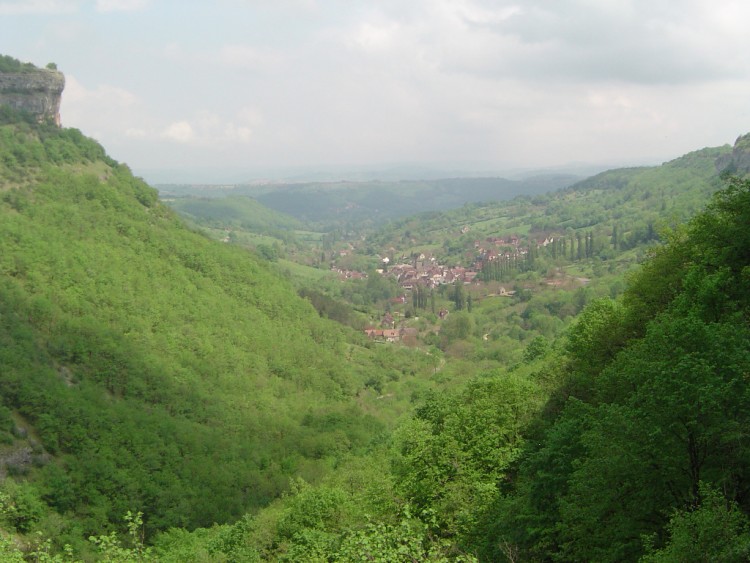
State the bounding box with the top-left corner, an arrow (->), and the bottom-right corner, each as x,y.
2,103 -> 750,561
0,108 -> 445,560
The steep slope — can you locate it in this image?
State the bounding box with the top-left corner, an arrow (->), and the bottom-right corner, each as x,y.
0,113 -> 388,536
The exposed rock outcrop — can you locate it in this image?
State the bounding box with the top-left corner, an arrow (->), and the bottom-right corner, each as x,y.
0,67 -> 65,125
715,133 -> 750,176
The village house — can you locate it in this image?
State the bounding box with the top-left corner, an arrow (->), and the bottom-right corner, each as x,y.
364,328 -> 382,339
536,235 -> 554,247
363,326 -> 420,344
487,235 -> 520,247
331,267 -> 367,281
383,329 -> 401,342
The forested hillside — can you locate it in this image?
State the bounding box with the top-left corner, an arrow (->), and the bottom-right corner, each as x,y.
0,109 -> 441,558
166,195 -> 304,233
489,175 -> 750,561
141,177 -> 750,563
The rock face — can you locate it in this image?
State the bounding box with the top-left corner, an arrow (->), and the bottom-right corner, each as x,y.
0,68 -> 65,125
715,133 -> 750,176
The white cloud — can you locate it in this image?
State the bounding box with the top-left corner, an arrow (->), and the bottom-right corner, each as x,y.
352,22 -> 401,52
162,121 -> 195,143
61,75 -> 144,145
95,0 -> 148,12
0,0 -> 78,15
223,123 -> 252,143
237,107 -> 263,126
125,127 -> 147,138
64,75 -> 137,107
217,44 -> 283,70
158,110 -> 259,145
220,107 -> 262,143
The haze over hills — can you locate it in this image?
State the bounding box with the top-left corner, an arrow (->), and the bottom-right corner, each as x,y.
140,159 -> 630,185
159,174 -> 582,228
158,137 -> 744,235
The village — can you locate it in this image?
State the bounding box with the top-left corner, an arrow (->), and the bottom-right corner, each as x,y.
328,233 -> 554,343
332,233 -> 553,289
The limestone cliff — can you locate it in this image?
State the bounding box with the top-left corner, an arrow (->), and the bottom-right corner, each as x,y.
715,133 -> 750,176
0,67 -> 65,125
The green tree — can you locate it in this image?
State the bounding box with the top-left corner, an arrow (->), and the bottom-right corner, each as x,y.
452,282 -> 465,311
642,483 -> 750,563
440,312 -> 473,345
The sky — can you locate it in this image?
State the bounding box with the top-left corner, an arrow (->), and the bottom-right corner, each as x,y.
2,0 -> 750,183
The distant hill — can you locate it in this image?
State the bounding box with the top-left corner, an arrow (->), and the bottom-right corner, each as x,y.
158,173 -> 580,229
367,143 -> 732,257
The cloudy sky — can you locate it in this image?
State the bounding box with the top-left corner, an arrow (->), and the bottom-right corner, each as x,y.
2,0 -> 750,182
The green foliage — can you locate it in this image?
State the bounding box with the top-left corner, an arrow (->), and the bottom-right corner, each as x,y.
88,511 -> 153,562
391,373 -> 544,542
0,54 -> 37,73
522,335 -> 550,363
0,534 -> 25,562
298,287 -> 366,329
277,479 -> 352,541
0,118 -> 115,182
641,483 -> 750,563
1,481 -> 46,534
167,195 -> 304,232
152,526 -> 227,562
336,518 -> 477,562
0,115 -> 398,546
178,453 -> 477,562
564,298 -> 629,388
439,312 -> 474,347
492,177 -> 750,561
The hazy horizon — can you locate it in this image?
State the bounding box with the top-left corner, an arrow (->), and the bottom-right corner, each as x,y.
2,1 -> 748,183
139,158 -> 651,186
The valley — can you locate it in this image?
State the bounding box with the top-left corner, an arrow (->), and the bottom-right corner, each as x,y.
2,55 -> 750,562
